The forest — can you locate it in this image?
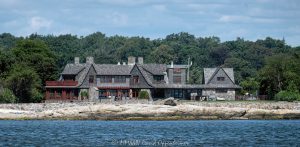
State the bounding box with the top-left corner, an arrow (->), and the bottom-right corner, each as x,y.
0,32 -> 299,103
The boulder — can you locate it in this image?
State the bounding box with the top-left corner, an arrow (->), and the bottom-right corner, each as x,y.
163,97 -> 177,106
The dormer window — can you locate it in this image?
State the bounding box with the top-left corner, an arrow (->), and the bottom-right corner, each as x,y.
217,77 -> 225,81
133,76 -> 139,84
89,75 -> 94,83
154,75 -> 164,82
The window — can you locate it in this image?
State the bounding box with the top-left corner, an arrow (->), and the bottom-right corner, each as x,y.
50,89 -> 54,98
217,77 -> 225,81
173,68 -> 181,74
153,75 -> 164,82
115,76 -> 126,83
133,76 -> 139,84
108,90 -> 117,96
173,76 -> 181,84
89,75 -> 94,83
174,89 -> 183,98
100,76 -> 112,83
56,89 -> 62,97
216,89 -> 228,93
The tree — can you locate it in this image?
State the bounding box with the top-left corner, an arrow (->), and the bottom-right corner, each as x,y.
148,44 -> 175,64
6,64 -> 42,103
12,39 -> 58,86
0,50 -> 15,78
0,88 -> 17,103
258,54 -> 300,98
209,45 -> 230,65
240,78 -> 259,95
189,67 -> 202,84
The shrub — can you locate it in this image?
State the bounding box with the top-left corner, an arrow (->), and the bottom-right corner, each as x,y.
0,88 -> 17,103
275,90 -> 300,101
138,91 -> 149,99
30,88 -> 44,103
80,91 -> 88,98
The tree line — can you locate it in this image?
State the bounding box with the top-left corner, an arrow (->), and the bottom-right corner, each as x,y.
0,32 -> 299,102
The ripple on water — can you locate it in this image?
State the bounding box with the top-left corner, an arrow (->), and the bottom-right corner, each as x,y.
0,120 -> 299,146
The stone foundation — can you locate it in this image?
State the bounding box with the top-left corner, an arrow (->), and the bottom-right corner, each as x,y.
202,89 -> 235,100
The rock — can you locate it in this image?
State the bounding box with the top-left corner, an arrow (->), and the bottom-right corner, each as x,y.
163,97 -> 177,106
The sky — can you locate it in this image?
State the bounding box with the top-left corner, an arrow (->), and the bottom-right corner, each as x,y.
0,0 -> 300,46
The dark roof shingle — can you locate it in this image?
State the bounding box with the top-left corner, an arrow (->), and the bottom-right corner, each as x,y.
94,64 -> 133,75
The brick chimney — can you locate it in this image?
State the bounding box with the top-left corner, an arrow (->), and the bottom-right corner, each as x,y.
74,57 -> 80,64
128,56 -> 136,65
86,57 -> 94,64
138,57 -> 143,64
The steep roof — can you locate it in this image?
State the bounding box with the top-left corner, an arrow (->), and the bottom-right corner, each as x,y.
203,67 -> 235,84
61,64 -> 85,75
203,68 -> 217,84
94,64 -> 133,75
140,64 -> 167,75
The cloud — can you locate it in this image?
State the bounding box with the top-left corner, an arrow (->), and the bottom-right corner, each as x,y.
108,12 -> 128,26
29,16 -> 52,31
218,15 -> 283,23
219,15 -> 250,22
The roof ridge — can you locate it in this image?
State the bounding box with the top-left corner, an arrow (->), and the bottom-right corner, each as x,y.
207,67 -> 220,84
136,64 -> 154,87
220,68 -> 235,84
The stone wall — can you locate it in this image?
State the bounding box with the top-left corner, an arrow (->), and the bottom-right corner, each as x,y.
89,87 -> 99,101
202,89 -> 235,100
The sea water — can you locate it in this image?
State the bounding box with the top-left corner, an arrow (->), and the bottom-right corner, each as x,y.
0,120 -> 299,146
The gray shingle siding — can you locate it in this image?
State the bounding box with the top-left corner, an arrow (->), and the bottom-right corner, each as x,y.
208,68 -> 234,85
80,65 -> 97,88
130,65 -> 152,89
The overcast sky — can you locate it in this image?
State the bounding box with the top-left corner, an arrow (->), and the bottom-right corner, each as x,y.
1,0 -> 299,46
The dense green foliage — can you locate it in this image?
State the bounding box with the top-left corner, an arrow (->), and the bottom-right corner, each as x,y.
0,38 -> 57,103
0,32 -> 299,102
0,88 -> 16,103
5,64 -> 42,103
275,91 -> 300,101
138,91 -> 150,99
240,78 -> 259,95
80,91 -> 89,98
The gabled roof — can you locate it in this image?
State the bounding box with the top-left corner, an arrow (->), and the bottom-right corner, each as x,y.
61,64 -> 85,75
203,67 -> 235,84
77,64 -> 93,87
140,64 -> 166,75
134,64 -> 155,87
94,64 -> 133,75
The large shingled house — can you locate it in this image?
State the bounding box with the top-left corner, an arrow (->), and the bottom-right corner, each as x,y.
45,56 -> 241,102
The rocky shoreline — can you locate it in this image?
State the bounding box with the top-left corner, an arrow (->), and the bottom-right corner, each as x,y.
0,100 -> 300,120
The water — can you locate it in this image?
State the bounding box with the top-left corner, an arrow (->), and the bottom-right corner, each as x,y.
0,120 -> 299,146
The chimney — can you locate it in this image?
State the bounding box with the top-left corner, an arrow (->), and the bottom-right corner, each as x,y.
117,62 -> 120,65
128,56 -> 136,66
138,57 -> 143,64
171,61 -> 174,68
86,57 -> 94,64
74,57 -> 80,64
163,72 -> 169,84
123,62 -> 126,65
